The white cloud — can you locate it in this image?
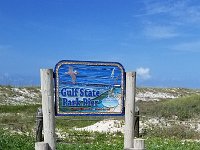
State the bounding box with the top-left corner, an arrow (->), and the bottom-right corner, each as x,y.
135,1 -> 200,41
140,0 -> 200,24
173,40 -> 200,52
136,67 -> 151,80
144,0 -> 173,15
144,25 -> 178,39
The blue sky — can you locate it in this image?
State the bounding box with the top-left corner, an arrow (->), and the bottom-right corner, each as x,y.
0,0 -> 200,88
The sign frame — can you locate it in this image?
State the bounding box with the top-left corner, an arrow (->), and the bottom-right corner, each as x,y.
54,60 -> 125,116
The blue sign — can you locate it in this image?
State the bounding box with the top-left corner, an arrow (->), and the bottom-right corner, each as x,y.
54,60 -> 125,116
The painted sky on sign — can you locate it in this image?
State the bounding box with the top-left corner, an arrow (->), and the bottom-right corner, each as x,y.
58,64 -> 122,86
0,0 -> 200,88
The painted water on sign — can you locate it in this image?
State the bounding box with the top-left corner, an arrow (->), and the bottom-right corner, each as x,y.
55,61 -> 125,116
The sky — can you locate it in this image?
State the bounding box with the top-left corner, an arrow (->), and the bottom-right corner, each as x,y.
0,0 -> 200,88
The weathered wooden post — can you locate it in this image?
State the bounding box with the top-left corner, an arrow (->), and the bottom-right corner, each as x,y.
134,106 -> 139,138
35,142 -> 49,150
124,138 -> 145,150
40,69 -> 56,150
36,107 -> 43,142
133,138 -> 145,150
124,72 -> 136,149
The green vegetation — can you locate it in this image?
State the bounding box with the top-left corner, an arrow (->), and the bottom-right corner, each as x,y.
0,129 -> 34,150
0,104 -> 41,134
143,124 -> 200,140
0,104 -> 41,113
138,94 -> 200,120
146,137 -> 200,150
56,116 -> 103,130
1,129 -> 200,150
1,86 -> 200,149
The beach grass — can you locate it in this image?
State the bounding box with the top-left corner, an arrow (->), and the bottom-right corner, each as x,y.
1,129 -> 200,150
138,94 -> 200,120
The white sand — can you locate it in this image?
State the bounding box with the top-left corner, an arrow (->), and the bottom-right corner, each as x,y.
75,119 -> 124,133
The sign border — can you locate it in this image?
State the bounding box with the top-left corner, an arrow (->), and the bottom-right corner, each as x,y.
54,60 -> 125,116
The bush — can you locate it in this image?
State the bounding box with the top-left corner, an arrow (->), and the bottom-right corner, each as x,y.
143,124 -> 200,139
0,129 -> 34,150
138,95 -> 200,120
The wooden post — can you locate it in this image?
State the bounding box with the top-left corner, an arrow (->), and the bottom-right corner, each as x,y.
134,106 -> 139,138
40,69 -> 56,150
124,139 -> 145,150
133,138 -> 145,150
36,107 -> 43,142
35,142 -> 49,150
124,72 -> 136,149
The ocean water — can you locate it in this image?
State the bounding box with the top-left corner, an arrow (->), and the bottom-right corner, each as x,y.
102,96 -> 119,107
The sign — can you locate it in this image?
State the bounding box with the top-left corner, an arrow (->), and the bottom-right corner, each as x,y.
54,60 -> 125,116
